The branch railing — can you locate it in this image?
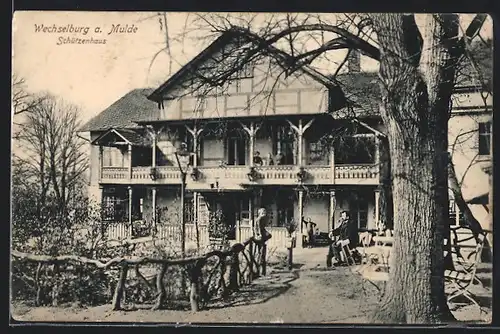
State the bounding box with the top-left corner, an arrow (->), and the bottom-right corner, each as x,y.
11,236 -> 268,312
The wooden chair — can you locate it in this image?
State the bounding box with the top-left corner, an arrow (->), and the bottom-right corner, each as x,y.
444,232 -> 486,312
337,239 -> 356,266
445,229 -> 486,288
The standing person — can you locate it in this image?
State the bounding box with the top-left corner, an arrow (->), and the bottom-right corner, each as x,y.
254,208 -> 272,242
267,153 -> 274,165
303,218 -> 317,248
326,211 -> 356,267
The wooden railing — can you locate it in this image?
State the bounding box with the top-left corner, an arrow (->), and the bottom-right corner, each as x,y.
105,222 -> 210,248
236,225 -> 290,249
100,163 -> 380,186
106,222 -> 130,241
12,236 -> 269,312
334,164 -> 379,184
197,164 -> 379,186
101,167 -> 128,180
101,166 -> 182,184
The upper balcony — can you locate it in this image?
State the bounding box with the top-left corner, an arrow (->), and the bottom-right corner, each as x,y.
100,163 -> 380,187
94,114 -> 384,188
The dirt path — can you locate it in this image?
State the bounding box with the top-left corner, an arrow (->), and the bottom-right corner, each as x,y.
12,268 -> 378,323
11,247 -> 492,324
12,247 -> 379,323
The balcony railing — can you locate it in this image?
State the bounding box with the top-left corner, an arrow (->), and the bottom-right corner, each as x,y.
101,167 -> 128,180
100,163 -> 380,186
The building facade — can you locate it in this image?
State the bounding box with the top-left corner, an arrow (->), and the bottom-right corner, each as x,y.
80,32 -> 492,250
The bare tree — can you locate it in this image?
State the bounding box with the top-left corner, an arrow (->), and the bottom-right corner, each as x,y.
12,74 -> 46,116
148,13 -> 489,323
12,94 -> 89,253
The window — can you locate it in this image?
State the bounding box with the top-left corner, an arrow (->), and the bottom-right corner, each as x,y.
353,202 -> 368,229
239,63 -> 254,78
309,142 -> 325,163
101,196 -> 127,222
185,199 -> 194,224
102,146 -> 125,167
227,137 -> 247,165
478,121 -> 491,156
350,194 -> 368,229
276,193 -> 295,227
273,125 -> 295,165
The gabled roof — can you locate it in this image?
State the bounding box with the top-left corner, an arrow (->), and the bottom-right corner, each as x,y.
147,28 -> 343,104
330,71 -> 381,118
91,128 -> 151,147
79,88 -> 158,132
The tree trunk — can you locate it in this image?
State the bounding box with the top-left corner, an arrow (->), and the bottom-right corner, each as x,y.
370,14 -> 457,323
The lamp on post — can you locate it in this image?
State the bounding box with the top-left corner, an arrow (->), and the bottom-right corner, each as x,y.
174,142 -> 193,258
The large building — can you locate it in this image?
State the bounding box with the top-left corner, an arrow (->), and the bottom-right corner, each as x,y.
80,30 -> 492,250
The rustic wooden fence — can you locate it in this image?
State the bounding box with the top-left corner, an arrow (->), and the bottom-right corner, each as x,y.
106,222 -> 289,252
11,237 -> 269,312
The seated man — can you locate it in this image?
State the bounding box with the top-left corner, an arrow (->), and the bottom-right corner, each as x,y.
253,151 -> 264,166
326,211 -> 358,267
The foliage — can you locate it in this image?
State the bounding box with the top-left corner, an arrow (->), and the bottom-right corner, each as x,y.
207,209 -> 232,241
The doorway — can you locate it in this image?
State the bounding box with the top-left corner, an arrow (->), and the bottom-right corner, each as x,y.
219,196 -> 238,240
206,195 -> 239,240
227,137 -> 247,165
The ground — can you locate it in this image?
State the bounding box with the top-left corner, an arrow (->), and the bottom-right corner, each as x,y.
11,247 -> 492,324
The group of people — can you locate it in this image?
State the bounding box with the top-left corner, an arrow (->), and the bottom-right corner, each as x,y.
253,151 -> 286,166
253,207 -> 359,267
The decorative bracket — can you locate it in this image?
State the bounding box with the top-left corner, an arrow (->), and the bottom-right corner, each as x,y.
247,166 -> 259,181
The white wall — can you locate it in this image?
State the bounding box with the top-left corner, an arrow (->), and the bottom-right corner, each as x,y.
159,54 -> 329,120
448,106 -> 492,229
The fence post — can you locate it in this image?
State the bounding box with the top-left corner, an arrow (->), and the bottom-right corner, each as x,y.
236,220 -> 241,243
261,243 -> 267,276
229,249 -> 240,291
152,263 -> 168,310
51,263 -> 60,306
248,242 -> 254,281
189,259 -> 203,312
112,264 -> 129,310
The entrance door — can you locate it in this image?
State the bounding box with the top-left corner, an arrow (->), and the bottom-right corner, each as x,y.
219,196 -> 237,240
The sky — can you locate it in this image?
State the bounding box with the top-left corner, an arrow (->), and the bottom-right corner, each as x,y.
12,12 -> 493,124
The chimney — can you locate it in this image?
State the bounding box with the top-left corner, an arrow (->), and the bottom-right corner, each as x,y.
347,50 -> 361,73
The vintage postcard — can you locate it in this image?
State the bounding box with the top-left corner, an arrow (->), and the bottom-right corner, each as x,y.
11,11 -> 493,325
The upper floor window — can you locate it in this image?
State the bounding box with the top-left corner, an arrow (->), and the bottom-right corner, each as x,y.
309,142 -> 326,163
102,146 -> 125,167
478,121 -> 491,156
239,63 -> 255,78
